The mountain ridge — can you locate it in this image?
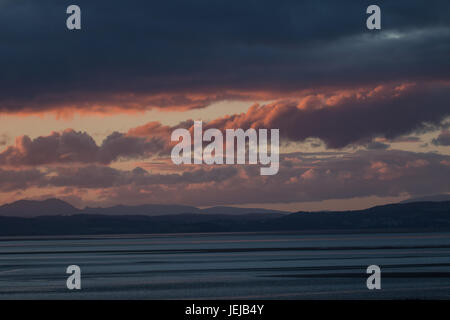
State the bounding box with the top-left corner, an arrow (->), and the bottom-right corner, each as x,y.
401,194 -> 450,203
0,200 -> 448,236
0,198 -> 289,218
0,198 -> 79,218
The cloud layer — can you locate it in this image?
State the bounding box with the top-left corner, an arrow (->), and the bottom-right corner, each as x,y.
1,150 -> 449,207
0,0 -> 449,113
0,129 -> 165,166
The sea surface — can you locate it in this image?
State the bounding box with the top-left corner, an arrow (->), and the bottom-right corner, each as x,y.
1,231 -> 450,299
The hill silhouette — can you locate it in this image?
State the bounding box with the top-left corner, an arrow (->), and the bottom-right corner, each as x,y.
401,194 -> 450,203
0,199 -> 448,236
0,198 -> 79,218
0,199 -> 288,218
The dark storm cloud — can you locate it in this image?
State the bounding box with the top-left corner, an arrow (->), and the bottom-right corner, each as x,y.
0,168 -> 44,192
45,165 -> 238,189
432,130 -> 450,146
203,83 -> 450,148
365,141 -> 390,150
0,164 -> 238,190
0,129 -> 166,166
0,0 -> 449,112
0,80 -> 448,164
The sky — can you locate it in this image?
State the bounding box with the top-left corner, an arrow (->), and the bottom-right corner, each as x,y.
0,0 -> 449,211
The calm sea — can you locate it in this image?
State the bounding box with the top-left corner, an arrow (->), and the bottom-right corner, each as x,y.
1,231 -> 450,299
